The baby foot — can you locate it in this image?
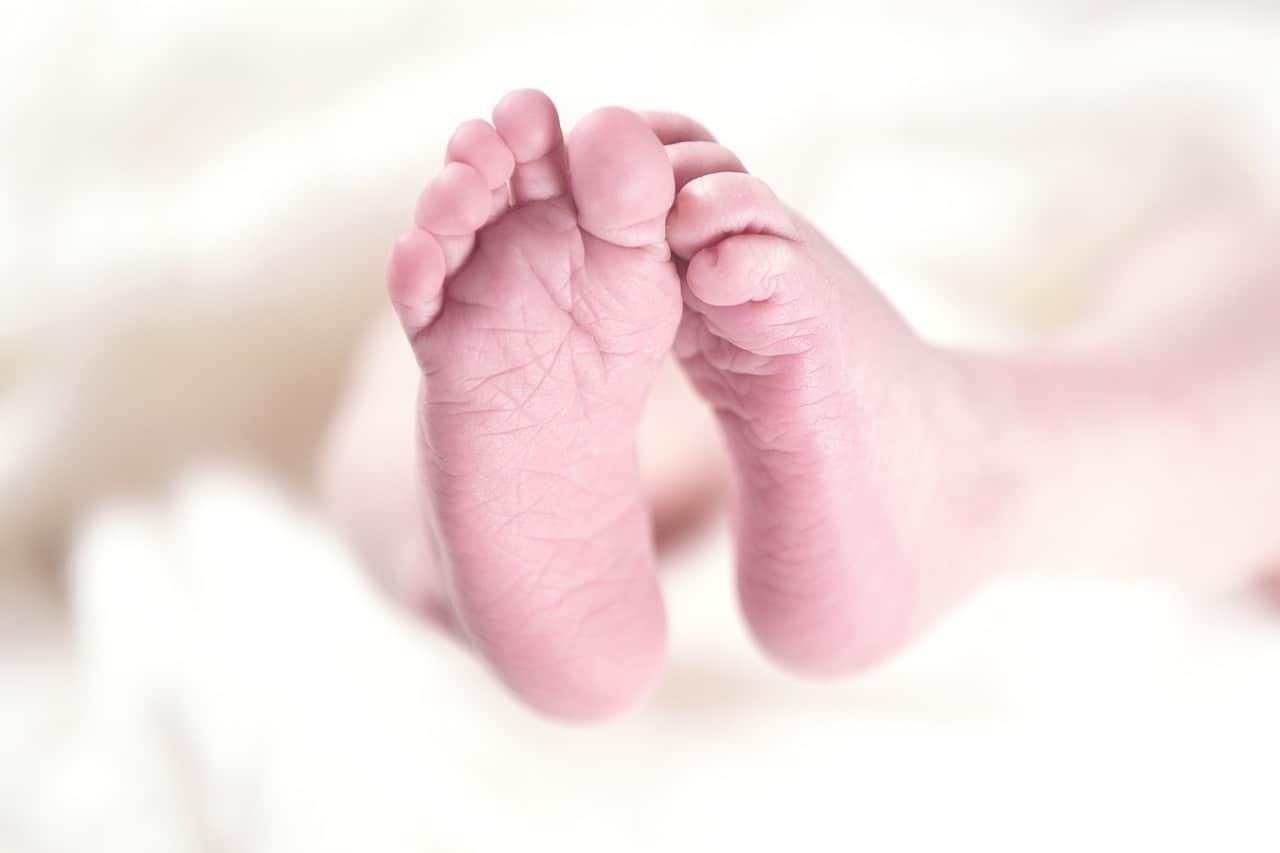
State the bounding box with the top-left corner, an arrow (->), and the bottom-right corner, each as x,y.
385,91 -> 681,719
661,129 -> 1020,674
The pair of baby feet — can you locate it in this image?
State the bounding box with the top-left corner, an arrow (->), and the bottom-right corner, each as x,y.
387,90 -> 1013,720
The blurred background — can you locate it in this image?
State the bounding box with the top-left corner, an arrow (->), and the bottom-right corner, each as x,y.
3,1 -> 1279,850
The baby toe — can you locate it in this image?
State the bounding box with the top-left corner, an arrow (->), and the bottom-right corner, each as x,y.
414,161 -> 491,236
445,118 -> 515,189
668,172 -> 798,260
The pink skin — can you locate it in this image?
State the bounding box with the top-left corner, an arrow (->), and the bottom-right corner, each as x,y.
388,92 -> 1000,705
387,91 -> 685,719
659,128 -> 1014,672
1260,573 -> 1280,613
995,206 -> 1280,590
380,90 -> 1280,719
318,311 -> 725,632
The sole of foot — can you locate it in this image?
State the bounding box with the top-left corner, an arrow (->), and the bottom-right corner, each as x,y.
659,130 -> 1021,674
386,90 -> 684,720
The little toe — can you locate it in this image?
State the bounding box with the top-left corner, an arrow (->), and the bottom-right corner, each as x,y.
445,118 -> 515,188
446,118 -> 516,224
414,161 -> 491,236
492,88 -> 569,204
386,229 -> 446,339
566,106 -> 674,247
668,172 -> 798,260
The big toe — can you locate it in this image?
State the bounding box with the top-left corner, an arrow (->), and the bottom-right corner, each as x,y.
566,106 -> 674,247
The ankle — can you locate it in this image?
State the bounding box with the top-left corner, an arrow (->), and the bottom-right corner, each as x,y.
914,346 -> 1036,584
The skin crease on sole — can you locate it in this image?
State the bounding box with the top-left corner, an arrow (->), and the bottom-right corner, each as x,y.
315,309 -> 728,636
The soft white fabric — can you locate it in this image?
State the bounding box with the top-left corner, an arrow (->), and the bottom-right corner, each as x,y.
2,2 -> 1279,850
18,469 -> 1280,852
